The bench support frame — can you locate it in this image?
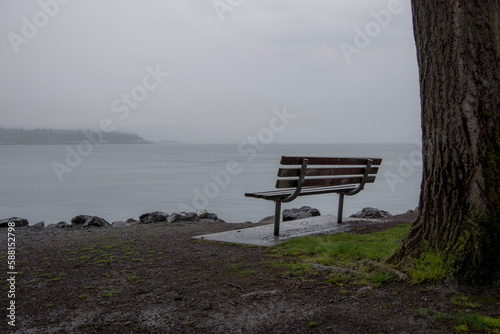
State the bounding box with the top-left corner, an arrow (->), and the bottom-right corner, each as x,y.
271,158 -> 373,236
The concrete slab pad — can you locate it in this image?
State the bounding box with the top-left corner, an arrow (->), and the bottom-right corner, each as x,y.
193,215 -> 381,247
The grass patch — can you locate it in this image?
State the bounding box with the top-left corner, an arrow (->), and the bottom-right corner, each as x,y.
267,223 -> 410,285
413,308 -> 500,333
453,294 -> 481,309
453,312 -> 500,333
409,251 -> 453,284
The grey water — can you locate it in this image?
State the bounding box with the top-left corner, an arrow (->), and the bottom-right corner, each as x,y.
0,143 -> 422,225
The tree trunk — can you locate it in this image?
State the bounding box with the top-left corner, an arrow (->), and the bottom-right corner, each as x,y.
390,0 -> 500,284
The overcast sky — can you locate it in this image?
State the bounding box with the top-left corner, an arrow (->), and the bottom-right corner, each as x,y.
1,0 -> 421,144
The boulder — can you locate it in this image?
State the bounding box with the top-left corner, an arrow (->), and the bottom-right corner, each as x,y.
350,207 -> 392,219
71,215 -> 110,228
125,218 -> 139,225
197,212 -> 222,222
167,212 -> 199,223
183,212 -> 198,222
257,216 -> 274,224
0,217 -> 29,228
139,211 -> 168,224
71,215 -> 93,228
83,216 -> 111,228
32,221 -> 45,229
198,212 -> 218,220
46,221 -> 70,229
112,221 -> 126,228
283,206 -> 321,221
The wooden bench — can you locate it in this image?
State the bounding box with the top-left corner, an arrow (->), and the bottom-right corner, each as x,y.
245,156 -> 382,235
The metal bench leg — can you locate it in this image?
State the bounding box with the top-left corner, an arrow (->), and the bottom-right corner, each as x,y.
337,193 -> 344,224
274,201 -> 281,236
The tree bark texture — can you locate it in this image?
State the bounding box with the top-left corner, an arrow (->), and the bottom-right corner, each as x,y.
391,0 -> 500,283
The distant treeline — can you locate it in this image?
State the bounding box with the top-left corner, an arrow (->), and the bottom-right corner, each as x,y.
0,128 -> 151,145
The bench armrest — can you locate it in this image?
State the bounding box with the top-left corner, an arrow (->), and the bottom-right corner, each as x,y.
279,158 -> 308,203
345,159 -> 373,196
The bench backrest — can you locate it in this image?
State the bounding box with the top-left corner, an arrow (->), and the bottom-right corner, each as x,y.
275,157 -> 382,189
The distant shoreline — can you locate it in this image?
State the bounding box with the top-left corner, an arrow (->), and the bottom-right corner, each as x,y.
0,128 -> 151,145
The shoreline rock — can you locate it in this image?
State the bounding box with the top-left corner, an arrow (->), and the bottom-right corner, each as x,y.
350,207 -> 392,219
0,210 -> 224,231
257,206 -> 321,224
283,206 -> 321,221
0,217 -> 29,228
139,211 -> 168,224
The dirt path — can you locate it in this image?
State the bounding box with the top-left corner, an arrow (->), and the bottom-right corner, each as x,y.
1,217 -> 498,333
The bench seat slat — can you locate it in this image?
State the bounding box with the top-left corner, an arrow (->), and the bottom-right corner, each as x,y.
276,176 -> 376,189
277,166 -> 379,177
280,157 -> 382,166
245,185 -> 357,200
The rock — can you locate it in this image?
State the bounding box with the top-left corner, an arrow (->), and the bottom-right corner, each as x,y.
167,212 -> 198,223
167,213 -> 181,223
113,218 -> 139,227
32,221 -> 45,229
196,212 -> 223,222
112,221 -> 127,228
198,212 -> 219,221
71,215 -> 110,228
350,207 -> 392,219
83,216 -> 111,228
283,206 -> 321,221
71,215 -> 93,228
0,217 -> 29,228
257,216 -> 274,224
183,212 -> 198,221
46,221 -> 70,229
125,218 -> 139,225
139,211 -> 168,224
355,286 -> 374,297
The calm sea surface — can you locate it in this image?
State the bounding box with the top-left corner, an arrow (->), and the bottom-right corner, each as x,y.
0,143 -> 422,225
